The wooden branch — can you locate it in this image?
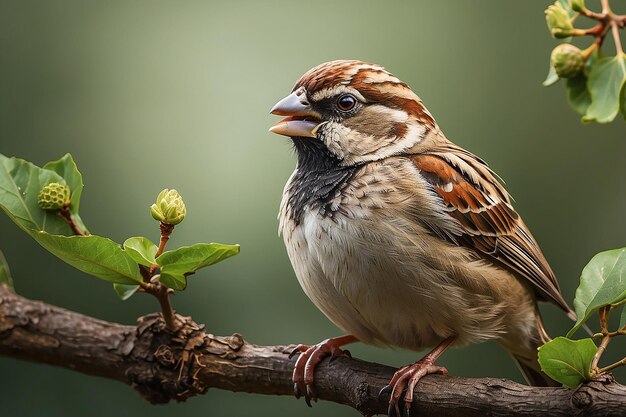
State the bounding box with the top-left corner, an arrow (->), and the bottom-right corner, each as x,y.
0,284 -> 624,417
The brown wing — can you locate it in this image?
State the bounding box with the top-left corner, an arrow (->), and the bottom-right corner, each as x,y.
412,146 -> 574,317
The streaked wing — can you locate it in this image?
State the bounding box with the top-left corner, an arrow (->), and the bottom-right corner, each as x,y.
412,145 -> 573,316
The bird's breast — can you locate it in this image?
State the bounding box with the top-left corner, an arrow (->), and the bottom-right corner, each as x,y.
279,157 -> 536,351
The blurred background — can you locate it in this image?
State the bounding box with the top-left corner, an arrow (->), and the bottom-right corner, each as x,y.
0,1 -> 624,416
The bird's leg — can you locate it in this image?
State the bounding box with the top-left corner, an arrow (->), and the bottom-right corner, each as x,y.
380,336 -> 456,417
290,334 -> 357,406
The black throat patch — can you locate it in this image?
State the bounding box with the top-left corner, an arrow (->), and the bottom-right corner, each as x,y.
286,138 -> 359,225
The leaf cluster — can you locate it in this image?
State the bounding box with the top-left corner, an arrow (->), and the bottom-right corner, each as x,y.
538,248 -> 626,387
0,153 -> 239,301
544,0 -> 626,123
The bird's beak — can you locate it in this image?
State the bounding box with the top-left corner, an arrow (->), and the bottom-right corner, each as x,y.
269,87 -> 324,138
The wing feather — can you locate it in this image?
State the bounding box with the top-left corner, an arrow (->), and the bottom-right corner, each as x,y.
412,147 -> 573,316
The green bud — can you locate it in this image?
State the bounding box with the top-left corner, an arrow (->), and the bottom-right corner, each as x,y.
570,0 -> 585,13
150,188 -> 186,225
38,182 -> 71,210
545,2 -> 573,38
550,43 -> 584,78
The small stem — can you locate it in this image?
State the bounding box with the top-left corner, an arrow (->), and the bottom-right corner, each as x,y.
581,9 -> 606,21
591,333 -> 611,374
150,222 -> 175,275
582,42 -> 600,59
58,206 -> 88,236
598,356 -> 626,374
583,22 -> 605,37
590,306 -> 612,375
138,265 -> 151,284
594,328 -> 626,338
567,28 -> 592,37
143,222 -> 177,330
599,306 -> 610,334
156,286 -> 176,330
611,298 -> 626,308
155,222 -> 175,258
610,20 -> 624,55
601,0 -> 610,15
142,282 -> 176,330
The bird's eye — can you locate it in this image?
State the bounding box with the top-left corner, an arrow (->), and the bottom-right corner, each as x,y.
336,94 -> 357,112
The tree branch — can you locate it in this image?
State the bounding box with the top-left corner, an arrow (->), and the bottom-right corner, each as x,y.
0,284 -> 624,416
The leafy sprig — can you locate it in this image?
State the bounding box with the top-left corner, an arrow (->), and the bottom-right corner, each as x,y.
539,248 -> 626,387
0,153 -> 239,330
544,0 -> 626,123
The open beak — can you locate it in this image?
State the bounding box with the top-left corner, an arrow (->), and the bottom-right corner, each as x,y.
269,87 -> 323,138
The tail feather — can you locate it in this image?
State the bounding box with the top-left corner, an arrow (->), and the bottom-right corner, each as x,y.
504,307 -> 560,387
511,353 -> 560,387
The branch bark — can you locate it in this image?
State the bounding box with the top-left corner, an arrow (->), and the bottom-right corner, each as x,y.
0,284 -> 624,417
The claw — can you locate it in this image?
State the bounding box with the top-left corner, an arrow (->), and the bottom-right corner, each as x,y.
329,354 -> 344,364
378,384 -> 392,400
383,337 -> 455,416
289,345 -> 307,359
388,403 -> 396,417
306,384 -> 318,403
343,349 -> 352,359
290,335 -> 358,408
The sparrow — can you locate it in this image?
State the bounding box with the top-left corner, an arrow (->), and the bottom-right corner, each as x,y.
270,60 -> 574,415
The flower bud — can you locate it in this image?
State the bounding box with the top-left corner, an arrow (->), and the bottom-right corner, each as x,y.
570,0 -> 585,13
38,182 -> 71,210
150,188 -> 186,225
545,2 -> 574,38
550,43 -> 584,78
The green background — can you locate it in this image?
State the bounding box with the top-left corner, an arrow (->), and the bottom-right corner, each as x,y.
1,1 -> 625,416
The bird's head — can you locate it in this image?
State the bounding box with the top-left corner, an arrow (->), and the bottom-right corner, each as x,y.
270,60 -> 438,166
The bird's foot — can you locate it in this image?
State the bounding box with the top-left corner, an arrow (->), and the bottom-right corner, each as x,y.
289,335 -> 356,407
379,359 -> 448,417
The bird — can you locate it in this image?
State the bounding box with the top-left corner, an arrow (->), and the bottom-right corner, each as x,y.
269,60 -> 574,415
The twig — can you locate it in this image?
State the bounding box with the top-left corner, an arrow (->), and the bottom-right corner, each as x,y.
142,283 -> 176,331
140,221 -> 177,329
598,357 -> 626,374
592,334 -> 612,375
610,20 -> 624,55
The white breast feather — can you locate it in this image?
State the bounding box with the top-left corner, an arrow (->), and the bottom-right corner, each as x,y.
279,157 -> 536,351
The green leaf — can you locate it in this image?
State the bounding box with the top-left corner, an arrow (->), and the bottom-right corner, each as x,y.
43,153 -> 89,234
155,243 -> 240,290
0,250 -> 13,289
123,237 -> 157,267
620,305 -> 626,329
583,54 -> 626,123
543,64 -> 560,87
0,154 -> 74,235
538,337 -> 597,388
33,232 -> 142,285
568,247 -> 626,337
566,74 -> 591,115
620,79 -> 626,120
113,283 -> 140,300
159,273 -> 186,290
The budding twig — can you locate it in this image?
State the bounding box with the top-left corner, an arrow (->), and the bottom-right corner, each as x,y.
588,306 -> 626,378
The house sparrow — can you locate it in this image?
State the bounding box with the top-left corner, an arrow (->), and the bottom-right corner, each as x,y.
270,60 -> 574,415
